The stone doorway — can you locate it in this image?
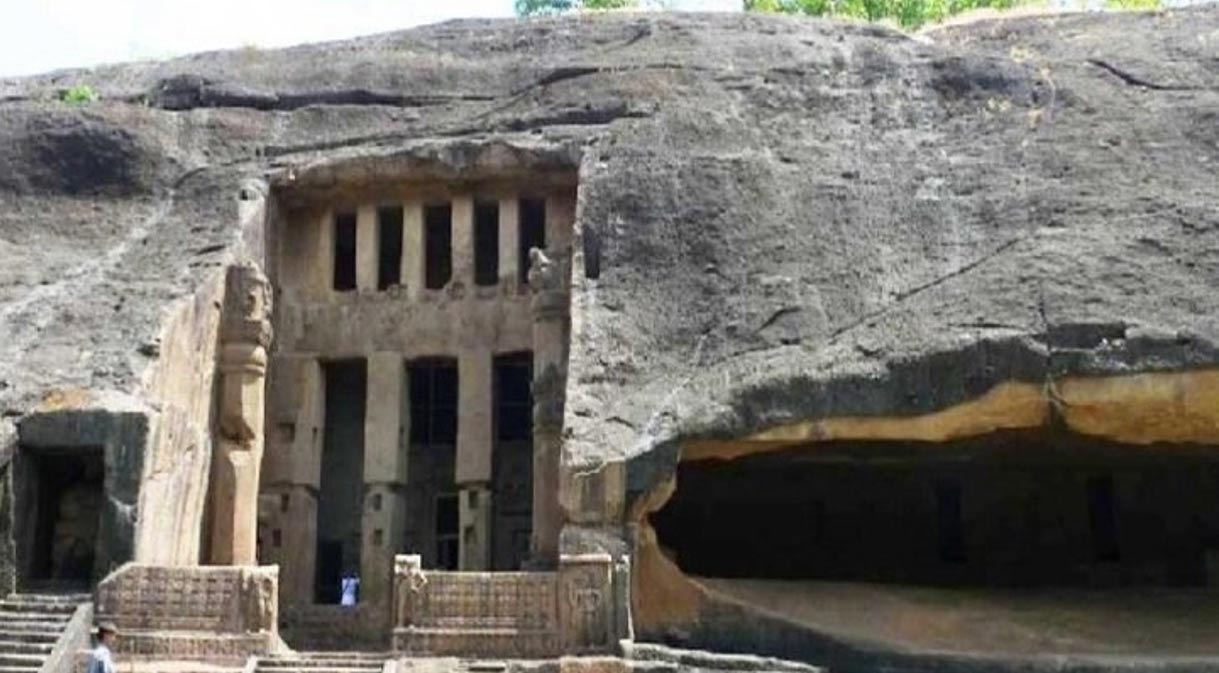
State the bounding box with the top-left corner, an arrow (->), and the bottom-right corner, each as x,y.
315,359 -> 367,604
18,447 -> 104,590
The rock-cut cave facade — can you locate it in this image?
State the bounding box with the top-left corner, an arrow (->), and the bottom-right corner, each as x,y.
0,7 -> 1218,673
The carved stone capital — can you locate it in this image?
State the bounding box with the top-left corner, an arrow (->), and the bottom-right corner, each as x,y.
220,343 -> 268,374
221,263 -> 273,349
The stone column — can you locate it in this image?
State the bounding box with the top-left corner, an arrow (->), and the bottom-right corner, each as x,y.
209,263 -> 273,566
546,194 -> 576,256
498,196 -> 520,290
458,484 -> 492,571
356,205 -> 379,292
456,349 -> 493,570
362,352 -> 408,610
528,249 -> 569,568
264,485 -> 316,604
316,210 -> 334,295
452,195 -> 475,290
260,356 -> 323,605
402,202 -> 424,300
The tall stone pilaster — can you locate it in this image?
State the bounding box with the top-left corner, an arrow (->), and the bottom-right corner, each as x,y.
209,263 -> 273,566
356,204 -> 379,292
402,202 -> 425,300
362,352 -> 407,607
457,349 -> 493,570
498,196 -> 520,291
452,195 -> 475,289
458,484 -> 492,571
528,248 -> 569,568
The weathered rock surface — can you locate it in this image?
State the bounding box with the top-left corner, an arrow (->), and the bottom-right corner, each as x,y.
0,8 -> 1217,504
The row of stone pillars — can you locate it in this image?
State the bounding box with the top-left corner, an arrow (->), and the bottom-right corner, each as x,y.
205,262 -> 569,572
206,214 -> 571,591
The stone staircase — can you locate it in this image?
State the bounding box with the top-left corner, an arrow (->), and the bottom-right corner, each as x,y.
0,593 -> 88,673
254,651 -> 389,673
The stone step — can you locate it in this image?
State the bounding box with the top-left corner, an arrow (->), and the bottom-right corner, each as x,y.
0,606 -> 74,615
0,609 -> 72,619
0,629 -> 58,642
0,597 -> 83,610
0,604 -> 78,617
259,663 -> 383,670
0,611 -> 73,622
0,634 -> 62,645
0,655 -> 44,668
258,669 -> 383,673
258,658 -> 385,673
0,640 -> 52,654
287,652 -> 389,659
464,663 -> 509,673
0,599 -> 78,608
0,619 -> 71,632
0,624 -> 58,633
0,667 -> 42,673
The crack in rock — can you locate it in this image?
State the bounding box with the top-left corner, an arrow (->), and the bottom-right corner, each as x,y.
1087,59 -> 1196,92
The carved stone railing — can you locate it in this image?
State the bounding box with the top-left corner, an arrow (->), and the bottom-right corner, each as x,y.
95,563 -> 280,661
40,601 -> 91,673
393,553 -> 629,658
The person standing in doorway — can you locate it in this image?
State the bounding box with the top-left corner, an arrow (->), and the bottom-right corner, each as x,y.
87,622 -> 118,673
340,569 -> 360,607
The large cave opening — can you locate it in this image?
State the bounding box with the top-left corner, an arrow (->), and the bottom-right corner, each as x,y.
652,431 -> 1219,587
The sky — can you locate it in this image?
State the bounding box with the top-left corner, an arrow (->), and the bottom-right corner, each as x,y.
1,0 -> 740,77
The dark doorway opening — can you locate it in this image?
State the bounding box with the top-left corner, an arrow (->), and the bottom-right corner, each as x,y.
377,206 -> 404,290
333,212 -> 357,291
652,432 -> 1219,587
474,200 -> 500,287
404,358 -> 459,569
21,448 -> 103,589
315,359 -> 367,604
436,494 -> 459,571
424,203 -> 453,290
518,198 -> 546,285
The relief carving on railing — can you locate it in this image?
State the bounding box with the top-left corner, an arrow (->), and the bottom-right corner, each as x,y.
95,563 -> 279,657
394,554 -> 426,628
558,553 -> 615,653
391,552 -> 625,658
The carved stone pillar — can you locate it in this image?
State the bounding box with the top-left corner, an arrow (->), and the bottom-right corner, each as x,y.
210,263 -> 273,566
528,248 -> 569,568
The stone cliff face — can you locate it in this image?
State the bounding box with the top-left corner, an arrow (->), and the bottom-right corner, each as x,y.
0,7 -> 1216,574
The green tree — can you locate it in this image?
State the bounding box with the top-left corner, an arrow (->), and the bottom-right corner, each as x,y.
744,0 -> 1032,29
58,85 -> 98,105
1104,0 -> 1160,10
516,0 -> 637,16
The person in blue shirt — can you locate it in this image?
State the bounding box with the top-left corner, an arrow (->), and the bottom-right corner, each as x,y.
87,622 -> 118,673
340,569 -> 360,607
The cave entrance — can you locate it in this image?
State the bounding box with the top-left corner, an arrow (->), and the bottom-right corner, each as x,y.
652,431 -> 1219,587
19,447 -> 104,590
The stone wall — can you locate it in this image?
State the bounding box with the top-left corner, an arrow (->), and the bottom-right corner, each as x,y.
135,268 -> 226,566
95,563 -> 280,660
